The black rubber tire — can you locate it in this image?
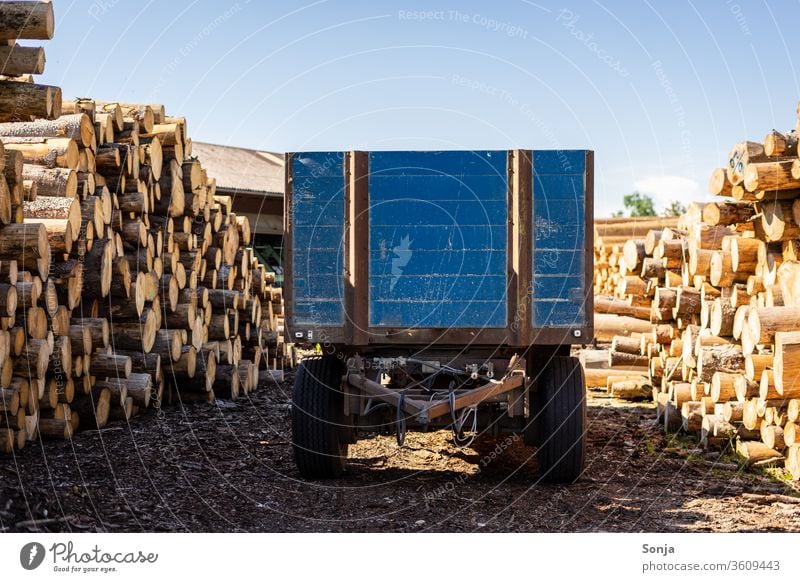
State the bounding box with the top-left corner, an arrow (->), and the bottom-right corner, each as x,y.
292,356 -> 349,479
533,356 -> 586,483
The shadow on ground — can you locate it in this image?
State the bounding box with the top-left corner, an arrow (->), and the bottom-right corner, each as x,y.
1,376 -> 798,532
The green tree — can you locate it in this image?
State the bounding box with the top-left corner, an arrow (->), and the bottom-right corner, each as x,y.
620,191 -> 656,217
662,200 -> 687,217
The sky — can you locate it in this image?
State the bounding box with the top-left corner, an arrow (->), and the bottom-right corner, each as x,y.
37,0 -> 800,216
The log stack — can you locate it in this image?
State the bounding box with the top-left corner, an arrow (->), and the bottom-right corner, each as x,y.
594,216 -> 680,297
590,102 -> 800,477
0,1 -> 292,454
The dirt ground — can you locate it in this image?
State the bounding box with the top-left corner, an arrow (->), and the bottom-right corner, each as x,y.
2,373 -> 800,533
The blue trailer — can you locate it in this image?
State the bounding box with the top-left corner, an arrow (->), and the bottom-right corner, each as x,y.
285,149 -> 593,482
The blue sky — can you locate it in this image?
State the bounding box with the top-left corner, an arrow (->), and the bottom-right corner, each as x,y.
40,0 -> 800,215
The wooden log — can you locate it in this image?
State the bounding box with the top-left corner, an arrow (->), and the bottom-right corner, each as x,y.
108,311 -> 158,354
673,286 -> 701,318
142,138 -> 162,181
583,367 -> 648,389
13,338 -> 48,378
72,317 -> 108,349
622,239 -> 646,272
594,295 -> 652,319
709,297 -> 735,337
212,363 -> 240,400
0,1 -> 55,40
21,165 -> 76,198
703,201 -> 755,226
723,401 -> 744,422
24,198 -> 79,247
0,45 -> 44,76
778,260 -> 800,307
710,372 -> 738,403
748,306 -> 800,347
37,418 -> 72,439
727,141 -> 768,185
785,422 -> 799,447
762,424 -> 785,450
104,373 -> 152,408
81,238 -> 113,297
736,440 -> 782,467
759,369 -> 782,400
0,222 -> 47,267
70,386 -> 110,430
745,353 -> 773,382
689,223 -> 735,250
744,160 -> 800,192
688,246 -> 713,278
0,113 -> 93,148
108,396 -> 133,421
609,378 -> 651,400
611,335 -> 642,355
151,329 -> 182,362
237,359 -> 257,393
742,399 -> 761,430
177,349 -> 216,393
618,275 -> 650,297
764,129 -> 797,157
663,398 -> 682,432
669,382 -> 692,407
90,352 -> 131,380
709,251 -> 747,287
774,331 -> 800,397
2,136 -> 75,168
756,200 -> 800,242
729,237 -> 761,273
594,313 -> 653,342
681,401 -> 704,432
639,257 -> 666,279
696,344 -> 744,383
143,123 -> 182,146
167,345 -> 197,379
116,351 -> 161,384
24,217 -> 71,254
155,159 -> 185,217
708,167 -> 733,196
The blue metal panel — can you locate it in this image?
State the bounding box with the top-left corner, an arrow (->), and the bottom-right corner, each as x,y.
534,249 -> 584,277
369,150 -> 507,176
531,151 -> 588,328
533,300 -> 587,329
534,276 -> 586,300
371,250 -> 506,277
531,150 -> 586,175
371,299 -> 507,329
368,150 -> 508,328
293,301 -> 344,327
292,152 -> 344,178
372,274 -> 507,301
372,199 -> 507,225
292,226 -> 344,251
290,152 -> 346,326
370,225 -> 506,251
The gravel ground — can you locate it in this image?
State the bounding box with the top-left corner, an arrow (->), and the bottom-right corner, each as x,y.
2,374 -> 800,532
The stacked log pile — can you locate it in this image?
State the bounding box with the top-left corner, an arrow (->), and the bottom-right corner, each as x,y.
0,1 -> 292,454
590,102 -> 800,476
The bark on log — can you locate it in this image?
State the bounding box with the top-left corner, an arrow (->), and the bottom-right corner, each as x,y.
0,113 -> 92,147
0,1 -> 55,40
0,45 -> 45,76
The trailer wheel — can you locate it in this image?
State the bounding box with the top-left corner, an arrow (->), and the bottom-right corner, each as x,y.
534,356 -> 586,483
292,356 -> 349,479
